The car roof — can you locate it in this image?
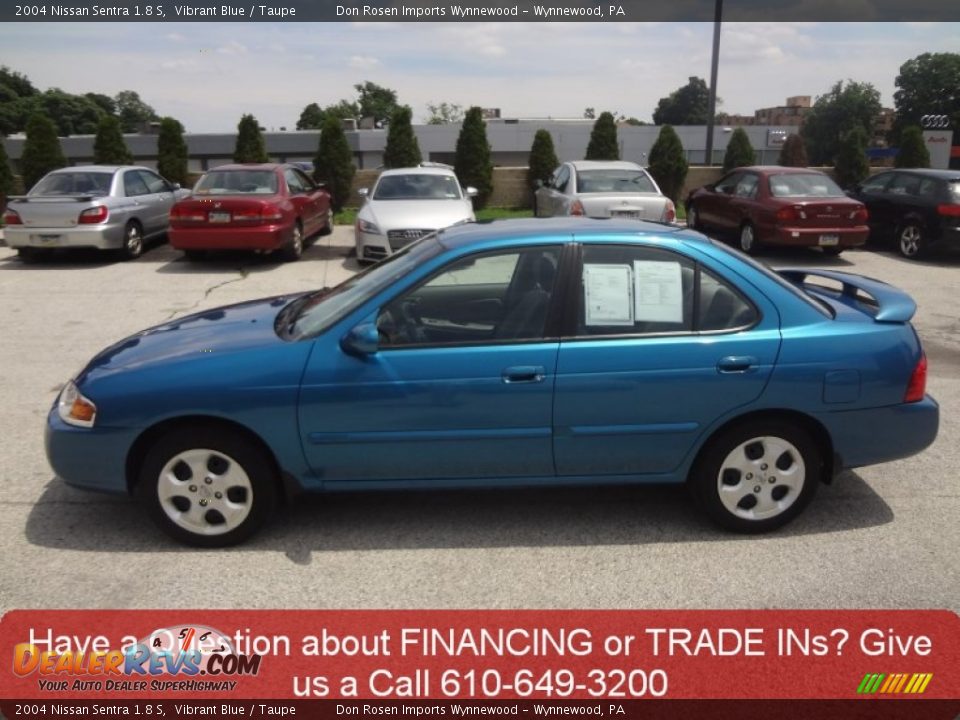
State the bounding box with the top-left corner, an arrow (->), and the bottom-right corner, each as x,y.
734,166 -> 830,176
437,217 -> 691,250
878,168 -> 960,181
378,166 -> 457,177
51,165 -> 146,173
208,163 -> 285,172
569,160 -> 645,171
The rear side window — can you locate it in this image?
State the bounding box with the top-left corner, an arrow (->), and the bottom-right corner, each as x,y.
698,267 -> 758,331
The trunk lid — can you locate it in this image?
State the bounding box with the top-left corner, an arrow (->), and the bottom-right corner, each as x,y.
7,195 -> 103,229
578,193 -> 670,221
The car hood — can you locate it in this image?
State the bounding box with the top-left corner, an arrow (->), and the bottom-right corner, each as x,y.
364,199 -> 474,231
77,294 -> 303,380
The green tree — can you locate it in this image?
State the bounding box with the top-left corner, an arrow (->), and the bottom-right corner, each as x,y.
453,106 -> 493,209
893,52 -> 960,143
647,125 -> 688,203
425,101 -> 464,125
20,113 -> 67,191
314,114 -> 355,212
895,126 -> 931,168
777,133 -> 808,167
585,111 -> 620,160
93,115 -> 132,164
653,77 -> 710,125
233,114 -> 269,163
114,90 -> 159,133
324,100 -> 360,123
722,127 -> 756,172
801,80 -> 881,166
0,137 -> 15,209
0,66 -> 37,100
157,117 -> 189,186
35,89 -> 104,135
296,102 -> 325,130
834,126 -> 870,189
382,106 -> 422,168
354,81 -> 399,127
84,92 -> 116,116
527,129 -> 559,189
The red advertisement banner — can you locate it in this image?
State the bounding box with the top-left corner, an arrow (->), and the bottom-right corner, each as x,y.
0,610 -> 957,716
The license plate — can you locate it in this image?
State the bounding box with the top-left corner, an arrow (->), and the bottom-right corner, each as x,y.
818,234 -> 839,246
208,212 -> 231,223
32,234 -> 62,244
611,210 -> 640,219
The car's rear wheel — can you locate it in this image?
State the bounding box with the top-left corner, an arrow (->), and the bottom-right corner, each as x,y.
137,426 -> 278,547
281,222 -> 303,262
739,222 -> 761,255
897,222 -> 926,259
120,221 -> 144,260
691,419 -> 821,533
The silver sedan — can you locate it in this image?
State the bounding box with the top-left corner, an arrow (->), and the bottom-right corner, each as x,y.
534,160 -> 676,223
3,165 -> 189,261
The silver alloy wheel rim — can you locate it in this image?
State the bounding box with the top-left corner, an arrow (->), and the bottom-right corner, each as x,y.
740,225 -> 754,252
292,225 -> 303,255
899,226 -> 920,257
125,225 -> 142,256
717,435 -> 806,521
157,448 -> 253,536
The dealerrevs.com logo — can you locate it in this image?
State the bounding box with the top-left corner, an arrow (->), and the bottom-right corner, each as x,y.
13,624 -> 262,692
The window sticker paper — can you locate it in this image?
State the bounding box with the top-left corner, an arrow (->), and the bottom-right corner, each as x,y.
583,264 -> 634,326
633,260 -> 683,323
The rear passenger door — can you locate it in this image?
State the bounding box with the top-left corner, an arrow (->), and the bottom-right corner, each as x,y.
552,242 -> 782,477
137,169 -> 177,236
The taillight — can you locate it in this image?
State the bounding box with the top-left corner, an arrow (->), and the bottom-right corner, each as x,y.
904,353 -> 927,403
260,208 -> 283,222
664,200 -> 676,223
776,205 -> 803,222
170,207 -> 206,223
937,204 -> 960,217
3,209 -> 22,225
850,206 -> 869,223
570,200 -> 585,217
78,205 -> 109,224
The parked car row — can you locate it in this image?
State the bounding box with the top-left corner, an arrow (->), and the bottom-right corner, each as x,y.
4,163 -> 958,264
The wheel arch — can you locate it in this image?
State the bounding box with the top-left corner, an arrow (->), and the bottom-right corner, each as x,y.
125,415 -> 298,501
688,408 -> 836,485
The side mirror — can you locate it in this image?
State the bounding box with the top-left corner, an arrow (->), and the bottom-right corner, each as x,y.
171,183 -> 181,191
357,187 -> 369,198
465,186 -> 479,198
340,323 -> 379,357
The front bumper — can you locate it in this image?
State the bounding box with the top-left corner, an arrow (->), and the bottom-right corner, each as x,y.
4,223 -> 126,250
169,224 -> 289,251
45,409 -> 136,494
772,225 -> 869,248
818,396 -> 939,470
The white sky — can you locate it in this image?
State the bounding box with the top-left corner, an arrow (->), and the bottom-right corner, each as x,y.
2,22 -> 957,132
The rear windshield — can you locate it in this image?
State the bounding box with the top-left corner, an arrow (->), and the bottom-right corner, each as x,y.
373,174 -> 462,200
31,172 -> 113,196
576,169 -> 657,194
194,170 -> 278,195
768,173 -> 845,198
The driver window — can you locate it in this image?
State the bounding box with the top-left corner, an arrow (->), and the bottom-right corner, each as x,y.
715,173 -> 741,194
284,169 -> 305,194
378,247 -> 561,348
553,166 -> 570,192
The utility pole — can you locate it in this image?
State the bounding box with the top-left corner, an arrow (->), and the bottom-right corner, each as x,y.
704,0 -> 723,166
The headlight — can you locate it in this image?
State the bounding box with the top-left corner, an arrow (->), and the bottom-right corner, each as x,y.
357,218 -> 382,235
58,381 -> 97,428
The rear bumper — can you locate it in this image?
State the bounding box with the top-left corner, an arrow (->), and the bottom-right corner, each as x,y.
933,226 -> 960,247
772,225 -> 869,248
169,224 -> 289,251
818,396 -> 939,470
4,223 -> 126,250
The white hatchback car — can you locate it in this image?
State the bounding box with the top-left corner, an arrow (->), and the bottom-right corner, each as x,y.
355,164 -> 477,262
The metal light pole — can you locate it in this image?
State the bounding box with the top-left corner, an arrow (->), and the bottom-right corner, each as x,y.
704,0 -> 723,166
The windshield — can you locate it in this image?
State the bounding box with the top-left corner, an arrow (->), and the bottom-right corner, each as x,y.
373,174 -> 463,200
31,172 -> 113,196
286,236 -> 444,339
194,170 -> 278,195
768,173 -> 845,198
576,169 -> 657,194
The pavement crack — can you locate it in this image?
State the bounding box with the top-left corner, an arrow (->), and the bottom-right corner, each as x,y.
164,267 -> 250,321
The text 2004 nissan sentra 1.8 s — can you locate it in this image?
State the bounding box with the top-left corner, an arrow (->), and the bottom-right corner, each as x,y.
46,218 -> 939,546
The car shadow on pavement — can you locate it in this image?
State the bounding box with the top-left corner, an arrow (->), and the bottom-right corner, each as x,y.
153,239 -> 354,274
864,245 -> 960,268
25,471 -> 893,561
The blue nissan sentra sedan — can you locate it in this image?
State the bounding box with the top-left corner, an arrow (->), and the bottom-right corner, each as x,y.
46,219 -> 939,546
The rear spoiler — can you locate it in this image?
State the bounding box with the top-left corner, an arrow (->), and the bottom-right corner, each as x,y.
8,194 -> 97,202
778,268 -> 916,323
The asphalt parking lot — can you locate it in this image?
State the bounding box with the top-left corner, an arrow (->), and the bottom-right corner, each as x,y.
0,227 -> 957,611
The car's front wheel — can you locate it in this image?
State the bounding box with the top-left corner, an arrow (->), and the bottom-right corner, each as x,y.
138,426 -> 278,546
691,419 -> 821,533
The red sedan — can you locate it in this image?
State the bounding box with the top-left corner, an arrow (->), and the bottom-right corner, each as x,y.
685,166 -> 868,256
169,163 -> 332,261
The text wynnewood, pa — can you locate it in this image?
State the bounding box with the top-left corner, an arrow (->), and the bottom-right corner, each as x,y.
335,5 -> 628,19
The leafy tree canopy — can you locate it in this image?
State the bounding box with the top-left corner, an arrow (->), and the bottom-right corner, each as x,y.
653,77 -> 711,126
114,90 -> 159,133
893,52 -> 960,142
801,80 -> 881,166
426,102 -> 464,125
355,81 -> 399,127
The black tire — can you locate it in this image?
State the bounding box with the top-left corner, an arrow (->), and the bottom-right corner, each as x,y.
137,425 -> 278,547
281,222 -> 304,262
739,222 -> 761,255
119,221 -> 144,260
896,222 -> 926,260
821,246 -> 843,257
690,419 -> 821,533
